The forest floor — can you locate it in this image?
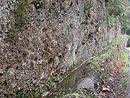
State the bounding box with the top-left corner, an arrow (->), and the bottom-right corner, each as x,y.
98,60 -> 128,98
58,59 -> 128,98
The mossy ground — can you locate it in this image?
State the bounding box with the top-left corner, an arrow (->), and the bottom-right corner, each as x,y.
9,0 -> 29,38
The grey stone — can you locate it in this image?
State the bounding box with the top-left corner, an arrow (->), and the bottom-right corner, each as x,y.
77,78 -> 94,90
0,69 -> 4,75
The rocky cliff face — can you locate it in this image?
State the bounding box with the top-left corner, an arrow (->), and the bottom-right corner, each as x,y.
0,0 -> 122,97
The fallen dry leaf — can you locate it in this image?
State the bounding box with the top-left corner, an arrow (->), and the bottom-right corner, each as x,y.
102,86 -> 110,92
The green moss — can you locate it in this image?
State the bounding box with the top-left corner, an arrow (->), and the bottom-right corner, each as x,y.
89,35 -> 128,69
15,90 -> 29,98
113,47 -> 129,73
34,89 -> 44,98
120,50 -> 129,65
119,49 -> 129,73
10,0 -> 29,33
84,1 -> 93,11
15,88 -> 45,98
122,66 -> 128,73
120,78 -> 128,91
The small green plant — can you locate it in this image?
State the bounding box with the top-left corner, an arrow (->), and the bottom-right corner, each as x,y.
15,90 -> 28,98
107,15 -> 115,29
34,89 -> 44,98
47,80 -> 56,90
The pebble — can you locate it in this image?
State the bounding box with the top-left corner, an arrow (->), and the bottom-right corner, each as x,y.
0,69 -> 4,75
77,78 -> 94,90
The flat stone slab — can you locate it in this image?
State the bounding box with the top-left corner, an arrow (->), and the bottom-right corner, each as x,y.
77,78 -> 94,90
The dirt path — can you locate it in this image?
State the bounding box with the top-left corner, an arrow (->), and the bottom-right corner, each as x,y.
98,61 -> 128,98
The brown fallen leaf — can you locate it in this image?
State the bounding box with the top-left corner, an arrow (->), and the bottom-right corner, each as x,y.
102,86 -> 110,92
